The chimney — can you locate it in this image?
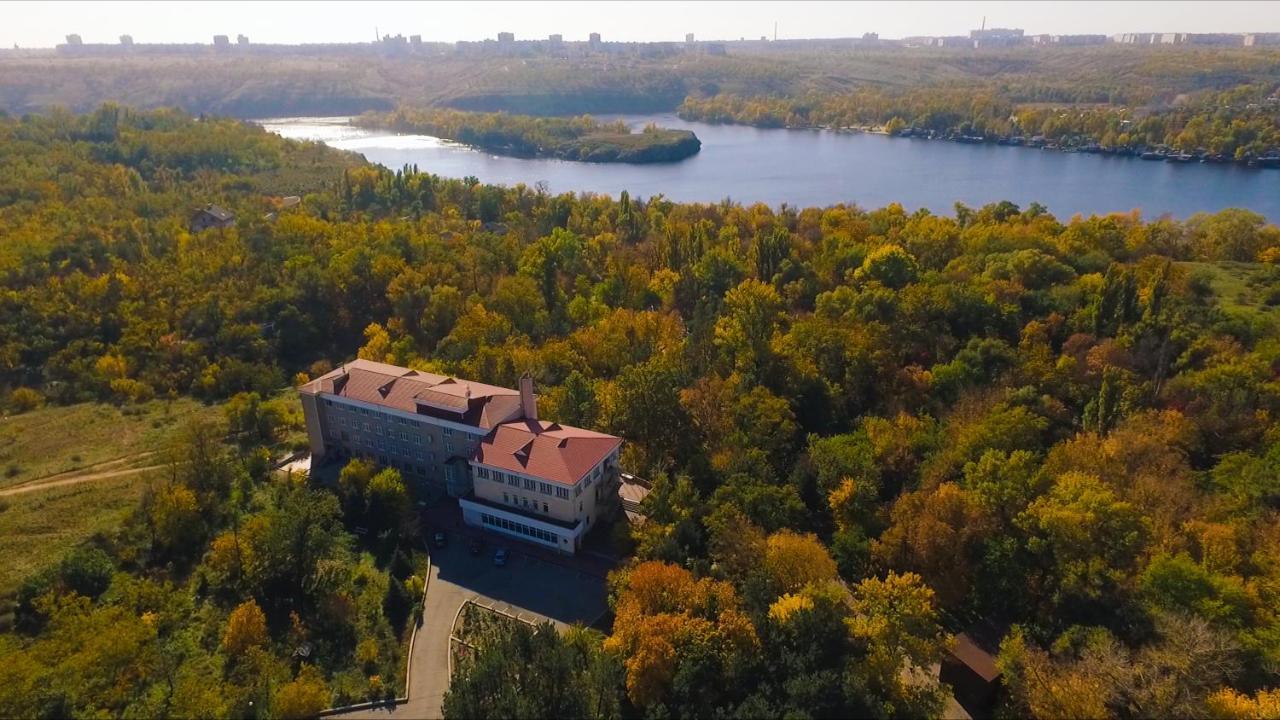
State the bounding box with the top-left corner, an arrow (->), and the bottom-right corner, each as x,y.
519,373 -> 537,421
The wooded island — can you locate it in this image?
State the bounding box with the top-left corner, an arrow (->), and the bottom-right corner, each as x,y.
356,108 -> 702,163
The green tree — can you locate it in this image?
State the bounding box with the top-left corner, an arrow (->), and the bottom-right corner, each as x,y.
714,279 -> 784,379
853,244 -> 919,289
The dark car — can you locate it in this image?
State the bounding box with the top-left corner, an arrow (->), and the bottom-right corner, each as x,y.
493,548 -> 509,567
468,538 -> 482,556
433,531 -> 447,549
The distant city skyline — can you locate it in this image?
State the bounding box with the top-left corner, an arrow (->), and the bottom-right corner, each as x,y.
4,1 -> 1280,48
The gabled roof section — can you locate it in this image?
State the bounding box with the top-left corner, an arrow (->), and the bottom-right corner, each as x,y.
296,359 -> 523,430
473,419 -> 623,486
195,204 -> 234,221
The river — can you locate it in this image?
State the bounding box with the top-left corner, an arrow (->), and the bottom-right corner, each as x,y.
260,114 -> 1280,221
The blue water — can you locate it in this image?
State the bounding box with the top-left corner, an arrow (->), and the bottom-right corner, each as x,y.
261,114 -> 1280,221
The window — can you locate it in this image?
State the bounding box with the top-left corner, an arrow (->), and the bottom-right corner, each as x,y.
325,399 -> 332,406
445,440 -> 454,453
442,427 -> 454,437
412,434 -> 420,445
341,431 -> 350,441
542,502 -> 549,513
425,435 -> 433,445
363,422 -> 371,432
524,478 -> 537,491
375,424 -> 384,436
477,467 -> 489,480
555,487 -> 569,499
507,474 -> 519,487
574,484 -> 582,497
503,492 -> 509,503
429,452 -> 436,462
538,482 -> 553,496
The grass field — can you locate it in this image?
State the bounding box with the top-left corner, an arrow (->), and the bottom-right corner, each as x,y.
0,471 -> 158,599
1180,261 -> 1280,323
0,391 -> 308,603
0,398 -> 218,490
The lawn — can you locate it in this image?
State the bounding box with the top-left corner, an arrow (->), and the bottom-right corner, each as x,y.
1180,261 -> 1280,321
0,398 -> 219,490
0,390 -> 309,615
0,471 -> 158,601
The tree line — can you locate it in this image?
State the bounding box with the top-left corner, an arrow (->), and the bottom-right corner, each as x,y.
679,82 -> 1280,160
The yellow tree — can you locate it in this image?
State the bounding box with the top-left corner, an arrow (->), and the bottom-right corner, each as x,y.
272,665 -> 331,719
763,530 -> 839,595
605,561 -> 759,708
222,599 -> 268,657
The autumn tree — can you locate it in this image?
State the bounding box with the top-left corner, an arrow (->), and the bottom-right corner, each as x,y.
222,599 -> 269,657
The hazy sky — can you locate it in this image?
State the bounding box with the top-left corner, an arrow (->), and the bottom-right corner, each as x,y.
4,1 -> 1279,48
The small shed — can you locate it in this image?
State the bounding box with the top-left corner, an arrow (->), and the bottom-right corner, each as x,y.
940,632 -> 1002,719
190,204 -> 235,232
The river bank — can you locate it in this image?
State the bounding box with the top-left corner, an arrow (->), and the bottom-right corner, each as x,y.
259,114 -> 1280,221
678,118 -> 1280,169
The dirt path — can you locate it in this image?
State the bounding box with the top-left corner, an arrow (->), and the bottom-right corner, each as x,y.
3,451 -> 160,489
0,461 -> 166,498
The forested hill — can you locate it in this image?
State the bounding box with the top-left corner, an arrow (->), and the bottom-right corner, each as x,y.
2,45 -> 1279,117
3,107 -> 1280,718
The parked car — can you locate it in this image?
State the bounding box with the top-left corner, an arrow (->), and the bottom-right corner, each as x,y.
468,538 -> 482,556
493,548 -> 509,567
433,531 -> 447,549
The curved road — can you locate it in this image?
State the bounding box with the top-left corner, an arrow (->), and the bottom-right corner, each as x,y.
336,535 -> 608,720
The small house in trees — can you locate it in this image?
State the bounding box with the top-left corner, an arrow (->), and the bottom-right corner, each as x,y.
190,204 -> 235,232
940,633 -> 1002,718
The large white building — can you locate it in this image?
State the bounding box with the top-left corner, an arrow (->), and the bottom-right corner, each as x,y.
298,360 -> 622,553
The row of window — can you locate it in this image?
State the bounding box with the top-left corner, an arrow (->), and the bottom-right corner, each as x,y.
475,466 -> 578,499
324,398 -> 470,443
479,512 -> 561,545
503,492 -> 550,514
332,429 -> 443,462
332,419 -> 456,453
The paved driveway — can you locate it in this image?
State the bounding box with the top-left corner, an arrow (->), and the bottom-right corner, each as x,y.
335,536 -> 608,720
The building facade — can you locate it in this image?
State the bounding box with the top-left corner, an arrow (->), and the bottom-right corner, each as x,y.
298,360 -> 622,553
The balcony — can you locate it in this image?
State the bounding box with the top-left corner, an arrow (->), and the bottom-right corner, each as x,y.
459,493 -> 581,531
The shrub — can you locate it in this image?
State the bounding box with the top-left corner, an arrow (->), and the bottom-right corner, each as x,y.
58,546 -> 115,599
7,387 -> 44,414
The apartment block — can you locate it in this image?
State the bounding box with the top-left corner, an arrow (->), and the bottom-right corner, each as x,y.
298,360 -> 622,553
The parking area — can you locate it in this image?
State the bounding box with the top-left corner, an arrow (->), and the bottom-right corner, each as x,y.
430,534 -> 609,629
334,518 -> 609,720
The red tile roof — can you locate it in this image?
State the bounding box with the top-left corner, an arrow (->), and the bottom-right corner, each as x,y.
473,419 -> 622,486
298,359 -> 523,429
299,360 -> 623,485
